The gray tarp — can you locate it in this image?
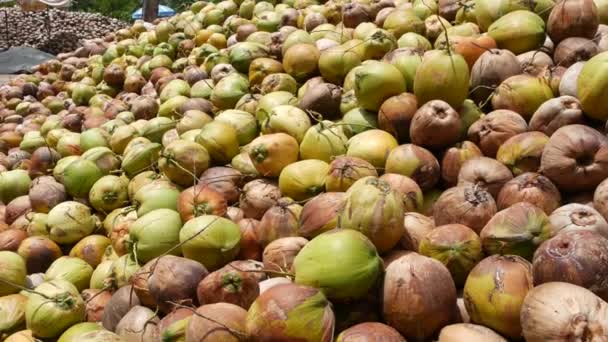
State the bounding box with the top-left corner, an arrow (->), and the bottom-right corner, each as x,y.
0,46 -> 55,73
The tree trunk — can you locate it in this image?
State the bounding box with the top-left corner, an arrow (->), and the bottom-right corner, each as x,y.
143,0 -> 159,23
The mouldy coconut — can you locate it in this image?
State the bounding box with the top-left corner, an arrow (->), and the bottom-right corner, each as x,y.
540,124 -> 608,192
402,212 -> 436,252
595,178 -> 608,220
521,282 -> 608,341
157,308 -> 192,342
464,255 -> 533,339
532,230 -> 608,300
467,110 -> 527,157
378,93 -> 418,142
339,177 -> 405,253
419,224 -> 483,286
385,144 -> 440,191
480,202 -> 554,260
487,11 -> 546,55
496,132 -> 550,176
298,82 -> 342,120
25,280 -> 85,339
81,289 -> 111,323
246,283 -> 335,342
434,185 -> 497,234
438,323 -> 508,342
409,100 -> 462,150
239,179 -> 282,220
17,236 -> 62,275
197,260 -> 264,309
554,37 -> 599,68
186,303 -> 247,342
299,192 -> 346,238
457,157 -> 514,198
179,215 -> 241,271
413,50 -> 470,108
441,141 -> 483,187
469,49 -> 521,104
547,0 -> 600,44
491,75 -> 554,120
198,167 -> 243,204
102,285 -> 141,332
294,229 -> 383,302
383,251 -> 457,341
497,173 -> 561,214
548,203 -> 608,238
115,305 -> 159,341
263,237 -> 308,275
337,322 -> 406,342
577,52 -> 608,120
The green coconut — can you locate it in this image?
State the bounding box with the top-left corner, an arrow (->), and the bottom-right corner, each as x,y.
341,107 -> 378,137
480,202 -> 554,260
159,96 -> 189,118
71,83 -> 96,106
279,160 -> 329,201
121,142 -> 162,179
318,45 -> 362,85
383,48 -> 424,92
45,256 -> 94,292
0,294 -> 27,336
57,322 -> 102,342
414,50 -> 470,108
246,283 -> 335,342
89,261 -> 113,290
211,72 -> 250,110
179,215 -> 241,271
47,201 -> 98,245
25,280 -> 85,339
260,73 -> 298,95
261,105 -> 312,143
299,121 -> 348,162
143,117 -> 176,143
419,224 -> 483,286
353,61 -> 406,111
160,79 -> 191,103
158,139 -> 210,186
110,254 -> 140,288
294,229 -> 383,302
19,131 -> 46,153
0,252 -> 26,296
229,42 -> 269,73
0,170 -> 31,204
215,110 -> 259,146
361,29 -> 398,60
463,255 -> 533,339
195,121 -> 240,164
190,79 -> 214,99
89,175 -> 129,213
487,10 -> 546,55
347,129 -> 398,169
255,91 -> 298,125
577,52 -> 608,121
133,181 -> 180,216
383,9 -> 425,38
129,209 -> 183,263
81,147 -> 121,175
474,0 -> 513,31
492,75 -> 554,120
80,128 -> 110,151
60,158 -> 103,199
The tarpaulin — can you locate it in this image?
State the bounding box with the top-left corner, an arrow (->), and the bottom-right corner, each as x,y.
0,46 -> 55,73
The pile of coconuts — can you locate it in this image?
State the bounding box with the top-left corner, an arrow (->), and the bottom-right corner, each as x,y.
2,0 -> 608,340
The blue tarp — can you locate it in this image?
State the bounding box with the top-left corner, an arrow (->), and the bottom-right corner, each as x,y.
131,5 -> 175,20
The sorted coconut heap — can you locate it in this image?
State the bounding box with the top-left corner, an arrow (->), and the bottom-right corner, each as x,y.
3,0 -> 608,340
0,7 -> 128,54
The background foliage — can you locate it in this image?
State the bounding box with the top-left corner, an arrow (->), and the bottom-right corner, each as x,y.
71,0 -> 192,22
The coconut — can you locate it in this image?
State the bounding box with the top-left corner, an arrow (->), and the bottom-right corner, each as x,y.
246,283 -> 335,341
120,142 -> 162,179
491,75 -> 554,120
339,177 -> 405,253
480,202 -> 554,260
298,82 -> 342,120
128,209 -> 182,263
528,96 -> 585,136
215,110 -> 259,146
414,50 -> 469,108
28,147 -> 62,180
278,160 -> 328,201
385,144 -> 440,191
410,100 -> 462,150
198,167 -> 243,204
337,322 -> 406,341
532,230 -> 608,300
434,185 -> 497,234
0,294 -> 27,336
115,305 -> 159,341
179,215 -> 241,271
261,105 -> 311,143
496,132 -> 550,175
325,156 -> 378,193
17,236 -> 62,274
177,184 -> 227,222
419,224 -> 483,286
382,48 -> 423,92
255,91 -> 297,124
157,308 -> 192,342
4,196 -> 31,225
0,229 -> 27,252
47,201 -> 97,245
299,192 -> 346,238
197,260 -> 264,309
457,157 -> 514,198
353,61 -> 406,111
318,46 -> 362,87
521,282 -> 608,341
88,175 -> 129,213
298,121 -> 348,162
283,43 -> 320,81
540,125 -> 608,192
102,285 -> 141,332
158,140 -> 210,187
547,0 -> 599,44
257,198 -> 302,247
559,61 -> 586,97
44,256 -> 94,292
467,110 -> 527,158
248,133 -> 299,177
133,181 -> 180,216
248,57 -> 283,86
195,121 -> 240,165
496,172 -> 561,215
57,322 -> 102,342
383,251 -> 457,341
81,289 -> 111,322
548,203 -> 608,238
517,51 -> 554,76
487,11 -> 546,54
25,280 -> 85,338
438,323 -> 508,342
263,237 -> 308,275
441,141 -> 483,187
347,130 -> 398,170
239,179 -> 281,220
464,255 -> 533,339
578,52 -> 608,120
186,303 -> 247,342
0,251 -> 26,296
0,170 -> 31,204
554,37 -> 599,68
176,110 -> 212,135
379,173 -> 423,212
378,93 -> 418,142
